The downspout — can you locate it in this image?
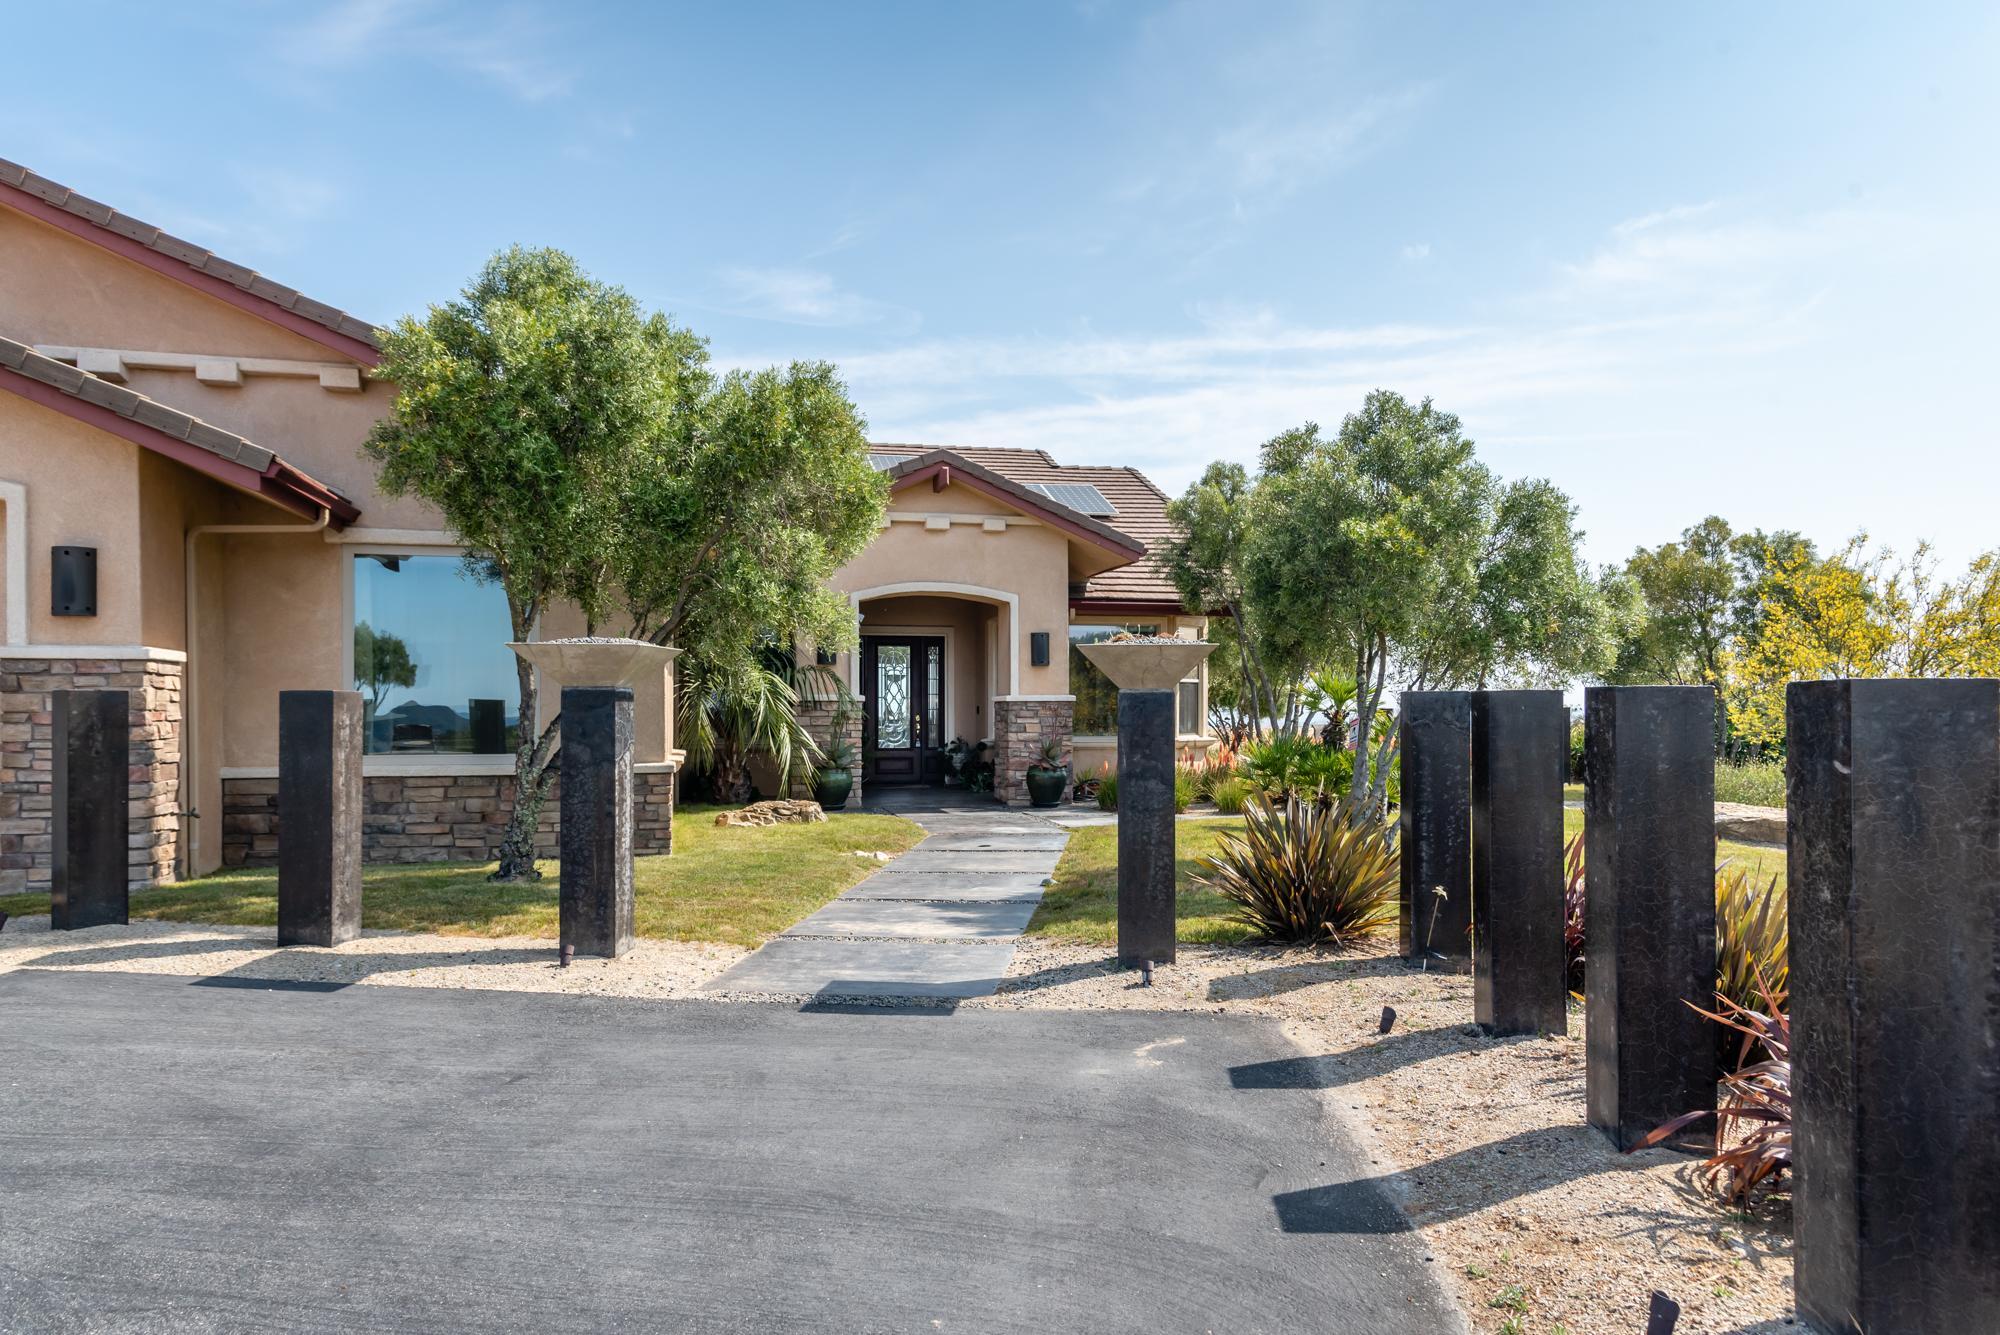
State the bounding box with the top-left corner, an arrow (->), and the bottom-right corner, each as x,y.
179,508 -> 330,879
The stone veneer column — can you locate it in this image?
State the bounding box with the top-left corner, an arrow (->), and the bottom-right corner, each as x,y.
1470,689 -> 1569,1036
991,698 -> 1074,806
1789,679 -> 2000,1332
51,689 -> 129,929
1,655 -> 182,896
1583,685 -> 1717,1153
1398,691 -> 1473,971
559,686 -> 635,958
277,690 -> 363,947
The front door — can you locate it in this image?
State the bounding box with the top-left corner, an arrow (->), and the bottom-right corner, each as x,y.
862,636 -> 943,785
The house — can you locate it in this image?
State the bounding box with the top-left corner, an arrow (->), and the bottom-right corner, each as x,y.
0,159 -> 1210,896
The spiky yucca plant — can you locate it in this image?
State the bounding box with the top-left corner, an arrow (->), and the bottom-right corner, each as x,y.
1195,792 -> 1399,946
1563,832 -> 1587,995
1634,974 -> 1792,1204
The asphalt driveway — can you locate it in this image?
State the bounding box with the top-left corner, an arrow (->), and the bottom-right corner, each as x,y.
0,969 -> 1460,1334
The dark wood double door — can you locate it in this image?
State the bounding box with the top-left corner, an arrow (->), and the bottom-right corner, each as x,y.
861,635 -> 944,786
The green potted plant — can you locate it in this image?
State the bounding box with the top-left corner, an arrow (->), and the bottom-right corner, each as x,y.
813,738 -> 857,810
1025,738 -> 1070,809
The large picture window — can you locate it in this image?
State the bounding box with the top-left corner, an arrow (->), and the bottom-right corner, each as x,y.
1068,624 -> 1159,735
352,553 -> 519,756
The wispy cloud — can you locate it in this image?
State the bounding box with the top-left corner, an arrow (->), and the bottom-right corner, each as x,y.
233,166 -> 341,223
710,267 -> 919,331
278,0 -> 574,103
1213,83 -> 1433,199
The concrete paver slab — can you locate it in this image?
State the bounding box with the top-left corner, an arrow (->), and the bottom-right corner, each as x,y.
707,938 -> 1016,997
877,849 -> 1062,876
843,873 -> 1049,902
783,898 -> 1042,940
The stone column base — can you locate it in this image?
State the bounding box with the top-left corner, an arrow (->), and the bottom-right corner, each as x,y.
991,698 -> 1074,805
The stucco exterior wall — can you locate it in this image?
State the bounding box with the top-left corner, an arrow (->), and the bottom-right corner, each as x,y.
0,394 -> 146,646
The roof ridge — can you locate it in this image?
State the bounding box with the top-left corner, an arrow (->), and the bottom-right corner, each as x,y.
0,157 -> 381,355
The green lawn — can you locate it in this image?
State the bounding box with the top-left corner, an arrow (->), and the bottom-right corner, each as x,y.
0,806 -> 924,948
1561,807 -> 1786,892
1565,759 -> 1786,810
1026,818 -> 1259,947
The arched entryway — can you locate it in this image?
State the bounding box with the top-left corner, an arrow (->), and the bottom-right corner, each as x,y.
847,583 -> 1015,789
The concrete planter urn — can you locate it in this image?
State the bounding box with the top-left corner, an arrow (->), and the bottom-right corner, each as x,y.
1075,637 -> 1215,967
506,637 -> 681,690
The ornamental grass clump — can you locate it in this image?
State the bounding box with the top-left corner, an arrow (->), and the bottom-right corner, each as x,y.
1715,862 -> 1788,1014
1194,792 -> 1398,946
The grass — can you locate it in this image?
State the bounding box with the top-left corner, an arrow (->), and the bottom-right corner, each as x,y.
1025,817 -> 1263,946
1562,807 -> 1785,892
1565,758 -> 1786,810
0,806 -> 924,948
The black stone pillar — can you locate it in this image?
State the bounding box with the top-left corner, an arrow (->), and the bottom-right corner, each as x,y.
1470,689 -> 1569,1036
1790,679 -> 2000,1332
1116,687 -> 1176,966
278,690 -> 363,948
1583,685 -> 1716,1152
51,689 -> 129,930
560,686 -> 634,959
1399,691 -> 1472,971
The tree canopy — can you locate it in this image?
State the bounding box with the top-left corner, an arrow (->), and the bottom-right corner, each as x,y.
1165,389 -> 1615,801
364,246 -> 883,877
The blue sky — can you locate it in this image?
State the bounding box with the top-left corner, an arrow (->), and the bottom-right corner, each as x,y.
7,2 -> 1998,570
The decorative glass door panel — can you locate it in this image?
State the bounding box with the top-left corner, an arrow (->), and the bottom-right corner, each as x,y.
862,636 -> 944,785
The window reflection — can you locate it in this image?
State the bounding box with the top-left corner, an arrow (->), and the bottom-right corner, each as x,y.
352,554 -> 518,756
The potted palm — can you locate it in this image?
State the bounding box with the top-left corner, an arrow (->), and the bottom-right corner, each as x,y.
1025,738 -> 1070,809
813,738 -> 857,810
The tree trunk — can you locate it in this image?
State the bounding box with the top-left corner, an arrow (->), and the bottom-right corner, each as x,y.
491,633 -> 554,883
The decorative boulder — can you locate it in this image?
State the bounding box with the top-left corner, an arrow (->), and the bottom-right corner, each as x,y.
715,799 -> 828,828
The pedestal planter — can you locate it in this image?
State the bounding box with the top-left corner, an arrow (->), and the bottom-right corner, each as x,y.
1076,639 -> 1214,968
1789,678 -> 2000,1332
510,640 -> 677,963
277,690 -> 363,948
1582,685 -> 1717,1152
1024,766 -> 1069,808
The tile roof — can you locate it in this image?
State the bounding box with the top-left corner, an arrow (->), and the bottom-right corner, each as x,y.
0,335 -> 359,523
0,157 -> 381,353
869,443 -> 1188,609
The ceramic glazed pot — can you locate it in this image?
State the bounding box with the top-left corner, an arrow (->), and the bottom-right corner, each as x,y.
1025,765 -> 1069,808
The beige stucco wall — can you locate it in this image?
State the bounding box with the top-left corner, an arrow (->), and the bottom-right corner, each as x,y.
830,480 -> 1075,701
0,393 -> 147,645
0,206 -> 429,528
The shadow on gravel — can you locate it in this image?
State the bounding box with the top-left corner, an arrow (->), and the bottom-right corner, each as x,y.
12,936 -> 261,968
1205,954 -> 1445,1001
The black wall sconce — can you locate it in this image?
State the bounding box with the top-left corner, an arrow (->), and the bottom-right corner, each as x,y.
815,647 -> 837,666
51,546 -> 97,617
1030,631 -> 1050,667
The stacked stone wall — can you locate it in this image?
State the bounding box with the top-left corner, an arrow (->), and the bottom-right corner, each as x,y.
1,654 -> 183,894
990,698 -> 1074,805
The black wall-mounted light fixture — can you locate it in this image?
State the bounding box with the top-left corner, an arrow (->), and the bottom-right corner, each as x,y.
51,546 -> 97,617
1030,631 -> 1050,667
816,647 -> 838,666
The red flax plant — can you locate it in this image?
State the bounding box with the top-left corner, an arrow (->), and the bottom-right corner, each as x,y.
1563,832 -> 1586,995
1630,973 -> 1792,1204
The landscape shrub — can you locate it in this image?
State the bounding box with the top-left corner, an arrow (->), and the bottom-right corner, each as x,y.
1714,758 -> 1786,808
1210,775 -> 1252,814
1241,735 -> 1355,799
1094,768 -> 1117,811
1091,766 -> 1193,812
1194,792 -> 1398,946
1568,720 -> 1587,781
1173,766 -> 1197,813
1635,976 -> 1792,1203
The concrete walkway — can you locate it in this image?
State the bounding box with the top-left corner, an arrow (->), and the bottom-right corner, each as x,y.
707,789 -> 1064,1000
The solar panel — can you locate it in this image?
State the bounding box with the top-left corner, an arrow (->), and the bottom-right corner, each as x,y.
869,454 -> 916,471
1024,481 -> 1118,516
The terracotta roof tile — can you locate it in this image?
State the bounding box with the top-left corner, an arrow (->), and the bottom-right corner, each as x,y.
869,442 -> 1189,610
0,156 -> 382,352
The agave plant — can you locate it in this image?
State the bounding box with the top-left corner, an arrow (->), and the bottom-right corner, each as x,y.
1194,792 -> 1399,946
1632,974 -> 1792,1204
